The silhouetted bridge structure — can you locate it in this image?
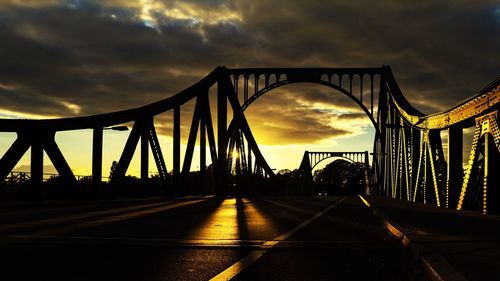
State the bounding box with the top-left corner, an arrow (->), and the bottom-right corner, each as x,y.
0,66 -> 498,213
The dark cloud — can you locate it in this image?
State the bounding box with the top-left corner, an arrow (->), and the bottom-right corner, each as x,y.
0,86 -> 73,116
0,0 -> 498,144
244,90 -> 352,144
337,113 -> 366,120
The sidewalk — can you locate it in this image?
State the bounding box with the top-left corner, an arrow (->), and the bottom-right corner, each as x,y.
361,195 -> 500,281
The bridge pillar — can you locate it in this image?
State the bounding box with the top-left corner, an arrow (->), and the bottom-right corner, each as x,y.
200,112 -> 206,195
216,78 -> 228,196
411,129 -> 421,200
173,106 -> 181,193
447,126 -> 463,208
377,80 -> 388,196
31,139 -> 43,200
364,151 -> 370,195
141,129 -> 149,185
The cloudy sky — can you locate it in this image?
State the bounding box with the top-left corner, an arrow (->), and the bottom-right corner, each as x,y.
0,0 -> 498,176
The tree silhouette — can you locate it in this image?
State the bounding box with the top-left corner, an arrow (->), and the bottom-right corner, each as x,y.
313,159 -> 364,194
109,161 -> 118,181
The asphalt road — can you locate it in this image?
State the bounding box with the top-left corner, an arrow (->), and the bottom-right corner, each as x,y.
0,196 -> 428,281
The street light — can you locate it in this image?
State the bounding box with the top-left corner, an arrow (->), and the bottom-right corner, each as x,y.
92,125 -> 129,187
103,125 -> 129,131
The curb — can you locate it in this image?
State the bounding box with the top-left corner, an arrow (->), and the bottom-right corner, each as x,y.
358,195 -> 468,281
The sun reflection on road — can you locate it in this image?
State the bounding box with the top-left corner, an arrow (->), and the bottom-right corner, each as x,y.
190,198 -> 273,242
191,198 -> 240,240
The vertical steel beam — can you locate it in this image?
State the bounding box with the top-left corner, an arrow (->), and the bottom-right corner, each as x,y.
483,132 -> 489,215
217,78 -> 228,195
254,75 -> 259,95
378,80 -> 388,195
423,139 -> 428,204
243,76 -> 249,102
248,146 -> 252,174
349,75 -> 353,93
141,128 -> 149,184
363,151 -> 370,194
200,108 -> 206,177
370,74 -> 374,115
201,98 -> 217,164
92,127 -> 103,188
447,126 -> 463,208
31,140 -> 43,198
360,75 -> 363,104
233,76 -> 239,100
173,105 -> 180,188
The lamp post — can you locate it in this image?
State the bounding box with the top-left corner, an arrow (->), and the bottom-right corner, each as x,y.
104,125 -> 129,131
92,125 -> 129,188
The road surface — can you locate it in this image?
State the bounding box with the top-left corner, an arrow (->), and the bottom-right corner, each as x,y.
0,196 -> 428,280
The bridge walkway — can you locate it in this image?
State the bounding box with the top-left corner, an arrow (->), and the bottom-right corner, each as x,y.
362,195 -> 500,281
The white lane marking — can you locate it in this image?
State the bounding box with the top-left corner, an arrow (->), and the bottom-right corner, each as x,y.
210,197 -> 346,281
358,195 -> 371,207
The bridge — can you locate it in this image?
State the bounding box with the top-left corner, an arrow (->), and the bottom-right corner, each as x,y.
0,66 -> 499,280
1,66 -> 498,212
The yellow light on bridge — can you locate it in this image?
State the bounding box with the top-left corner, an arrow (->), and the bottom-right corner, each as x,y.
232,150 -> 239,160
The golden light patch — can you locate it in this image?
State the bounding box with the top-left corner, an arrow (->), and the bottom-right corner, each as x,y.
0,109 -> 60,120
61,101 -> 82,115
163,2 -> 242,25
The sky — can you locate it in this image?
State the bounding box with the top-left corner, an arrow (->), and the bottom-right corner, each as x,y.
0,0 -> 499,177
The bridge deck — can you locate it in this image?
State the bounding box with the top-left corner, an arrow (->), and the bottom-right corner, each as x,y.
0,195 -> 430,281
0,195 -> 496,280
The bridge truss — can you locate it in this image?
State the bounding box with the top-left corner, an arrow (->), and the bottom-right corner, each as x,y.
0,66 -> 498,213
298,151 -> 369,172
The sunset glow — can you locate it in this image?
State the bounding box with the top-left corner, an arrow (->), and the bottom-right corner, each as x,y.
0,0 -> 498,177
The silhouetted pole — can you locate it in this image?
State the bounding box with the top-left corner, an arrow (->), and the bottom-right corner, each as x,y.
92,127 -> 103,189
173,106 -> 180,193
